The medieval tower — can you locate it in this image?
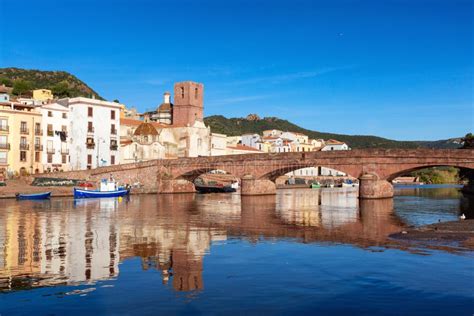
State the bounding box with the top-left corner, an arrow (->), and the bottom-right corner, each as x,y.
172,81 -> 204,126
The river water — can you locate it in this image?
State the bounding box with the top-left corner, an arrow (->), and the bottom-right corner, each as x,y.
0,186 -> 472,315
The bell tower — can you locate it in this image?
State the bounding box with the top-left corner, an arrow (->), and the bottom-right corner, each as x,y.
172,81 -> 204,126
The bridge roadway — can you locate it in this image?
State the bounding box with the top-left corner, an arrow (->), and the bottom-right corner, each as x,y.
40,149 -> 474,199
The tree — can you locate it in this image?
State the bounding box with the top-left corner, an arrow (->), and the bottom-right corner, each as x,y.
0,77 -> 12,87
12,79 -> 31,96
113,99 -> 120,103
51,81 -> 70,97
461,133 -> 474,149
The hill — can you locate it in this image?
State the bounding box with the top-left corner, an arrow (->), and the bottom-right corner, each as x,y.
0,67 -> 103,99
203,115 -> 462,149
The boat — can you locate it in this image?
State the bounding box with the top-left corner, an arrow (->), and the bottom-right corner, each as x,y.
74,187 -> 130,199
195,184 -> 236,193
74,178 -> 130,199
16,192 -> 51,200
310,182 -> 321,189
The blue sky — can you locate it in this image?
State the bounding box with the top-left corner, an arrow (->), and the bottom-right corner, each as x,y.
0,0 -> 472,140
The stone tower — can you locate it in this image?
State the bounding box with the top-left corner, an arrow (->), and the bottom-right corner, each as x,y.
172,81 -> 204,126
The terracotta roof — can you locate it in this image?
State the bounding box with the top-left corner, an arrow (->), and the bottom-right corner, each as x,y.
227,144 -> 262,152
262,136 -> 280,140
133,122 -> 159,136
157,102 -> 173,112
325,139 -> 345,145
121,118 -> 169,129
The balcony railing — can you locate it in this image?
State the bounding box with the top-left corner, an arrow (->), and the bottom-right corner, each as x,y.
110,144 -> 118,151
86,142 -> 95,149
0,143 -> 10,150
35,129 -> 43,135
61,148 -> 69,154
35,144 -> 43,151
0,125 -> 9,132
19,143 -> 29,150
46,147 -> 55,154
20,128 -> 29,135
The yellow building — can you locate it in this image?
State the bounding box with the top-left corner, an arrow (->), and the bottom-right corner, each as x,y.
32,89 -> 53,102
0,102 -> 43,178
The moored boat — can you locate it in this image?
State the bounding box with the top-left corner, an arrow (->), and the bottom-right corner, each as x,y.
16,192 -> 51,200
195,184 -> 236,193
74,187 -> 130,199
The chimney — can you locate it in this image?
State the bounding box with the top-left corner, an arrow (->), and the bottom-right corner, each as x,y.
163,92 -> 171,104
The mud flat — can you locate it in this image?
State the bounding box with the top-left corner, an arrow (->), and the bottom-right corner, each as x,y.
390,219 -> 474,250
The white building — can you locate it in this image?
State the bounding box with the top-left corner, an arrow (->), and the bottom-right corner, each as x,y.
322,139 -> 349,151
58,97 -> 122,170
40,103 -> 70,172
210,133 -> 227,156
262,129 -> 283,137
241,133 -> 261,148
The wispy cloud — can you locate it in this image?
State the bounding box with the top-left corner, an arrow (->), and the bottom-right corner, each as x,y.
229,65 -> 356,85
209,94 -> 272,105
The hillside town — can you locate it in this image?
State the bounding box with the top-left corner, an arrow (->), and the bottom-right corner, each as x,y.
0,81 -> 349,181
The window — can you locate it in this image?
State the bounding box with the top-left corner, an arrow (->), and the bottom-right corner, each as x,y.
111,155 -> 115,165
0,118 -> 7,131
181,87 -> 185,98
35,152 -> 40,163
111,110 -> 116,120
0,135 -> 7,148
87,154 -> 92,165
62,113 -> 67,119
47,124 -> 53,136
62,154 -> 67,164
0,151 -> 7,163
88,107 -> 93,117
111,124 -> 116,134
20,151 -> 27,162
88,122 -> 93,132
47,153 -> 53,163
35,123 -> 41,135
195,87 -> 198,98
48,111 -> 52,117
20,121 -> 27,133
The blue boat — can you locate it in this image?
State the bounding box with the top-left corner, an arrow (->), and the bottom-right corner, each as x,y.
73,187 -> 130,199
16,192 -> 51,200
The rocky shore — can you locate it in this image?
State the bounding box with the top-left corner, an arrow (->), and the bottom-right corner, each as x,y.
390,219 -> 474,250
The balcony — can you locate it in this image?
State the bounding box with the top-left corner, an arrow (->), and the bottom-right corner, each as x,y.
46,147 -> 55,154
87,127 -> 95,135
47,130 -> 54,137
20,128 -> 29,135
19,143 -> 29,150
0,143 -> 10,150
110,144 -> 118,151
35,128 -> 43,136
111,128 -> 117,135
61,148 -> 69,154
86,142 -> 95,149
0,125 -> 9,133
35,144 -> 43,151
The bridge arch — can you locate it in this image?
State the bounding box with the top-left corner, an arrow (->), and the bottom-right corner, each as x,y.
386,164 -> 474,182
258,163 -> 359,182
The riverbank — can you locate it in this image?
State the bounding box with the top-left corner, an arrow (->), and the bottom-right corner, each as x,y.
390,219 -> 474,250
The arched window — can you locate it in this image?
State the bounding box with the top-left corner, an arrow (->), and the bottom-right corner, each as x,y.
195,87 -> 198,98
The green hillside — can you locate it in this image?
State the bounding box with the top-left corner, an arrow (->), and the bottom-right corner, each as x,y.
0,67 -> 103,99
204,115 -> 463,149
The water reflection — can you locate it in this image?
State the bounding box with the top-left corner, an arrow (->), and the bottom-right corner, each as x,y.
0,187 -> 469,293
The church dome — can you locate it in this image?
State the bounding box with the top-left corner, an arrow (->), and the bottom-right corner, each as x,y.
157,102 -> 173,112
133,122 -> 159,136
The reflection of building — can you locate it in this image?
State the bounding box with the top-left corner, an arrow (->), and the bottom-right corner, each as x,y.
0,200 -> 119,290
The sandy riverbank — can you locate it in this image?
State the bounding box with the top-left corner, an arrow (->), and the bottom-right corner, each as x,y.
390,219 -> 474,250
0,179 -> 75,199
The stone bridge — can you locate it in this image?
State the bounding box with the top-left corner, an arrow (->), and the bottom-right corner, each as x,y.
42,149 -> 474,199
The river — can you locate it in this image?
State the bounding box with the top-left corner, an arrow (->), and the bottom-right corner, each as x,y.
0,185 -> 472,315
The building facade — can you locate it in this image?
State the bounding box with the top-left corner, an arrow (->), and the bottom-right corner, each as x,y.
59,97 -> 122,170
41,103 -> 70,172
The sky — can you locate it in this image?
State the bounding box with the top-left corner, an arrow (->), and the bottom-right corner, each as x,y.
0,0 -> 472,141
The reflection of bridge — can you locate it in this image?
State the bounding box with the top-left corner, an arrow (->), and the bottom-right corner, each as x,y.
43,149 -> 474,198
